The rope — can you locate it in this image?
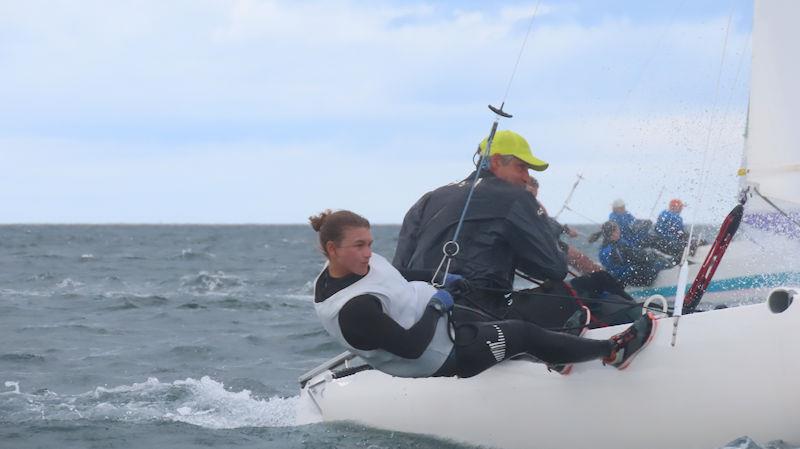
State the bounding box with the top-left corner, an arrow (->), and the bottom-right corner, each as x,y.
752,187 -> 800,231
613,0 -> 689,118
474,284 -> 639,308
648,186 -> 666,221
431,5 -> 545,286
554,173 -> 584,220
561,205 -> 602,225
499,1 -> 543,107
453,286 -> 648,334
431,123 -> 497,286
684,5 -> 736,263
460,285 -> 669,334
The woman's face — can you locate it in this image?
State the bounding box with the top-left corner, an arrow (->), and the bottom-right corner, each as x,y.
327,226 -> 373,276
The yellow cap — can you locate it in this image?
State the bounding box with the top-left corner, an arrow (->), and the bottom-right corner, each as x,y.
479,130 -> 548,171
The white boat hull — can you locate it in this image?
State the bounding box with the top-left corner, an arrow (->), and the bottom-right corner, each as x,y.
629,238 -> 800,306
300,294 -> 800,449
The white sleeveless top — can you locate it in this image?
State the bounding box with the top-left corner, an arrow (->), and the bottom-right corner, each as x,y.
314,253 -> 453,377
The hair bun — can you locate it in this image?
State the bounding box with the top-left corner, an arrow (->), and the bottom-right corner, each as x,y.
309,209 -> 333,232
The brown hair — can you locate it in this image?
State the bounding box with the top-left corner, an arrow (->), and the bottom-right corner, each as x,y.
309,209 -> 370,256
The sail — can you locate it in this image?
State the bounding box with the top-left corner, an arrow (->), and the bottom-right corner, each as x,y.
741,0 -> 800,238
743,0 -> 800,204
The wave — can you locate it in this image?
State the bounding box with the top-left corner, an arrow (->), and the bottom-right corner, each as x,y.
0,288 -> 49,298
0,376 -> 312,429
26,272 -> 57,282
0,353 -> 46,363
180,271 -> 243,294
56,278 -> 84,289
177,302 -> 205,309
18,324 -> 111,335
24,253 -> 65,260
721,437 -> 796,449
99,293 -> 169,310
210,298 -> 272,311
169,345 -> 214,356
175,248 -> 216,260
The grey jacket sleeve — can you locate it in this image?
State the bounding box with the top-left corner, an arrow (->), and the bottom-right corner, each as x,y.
505,197 -> 568,281
392,192 -> 431,269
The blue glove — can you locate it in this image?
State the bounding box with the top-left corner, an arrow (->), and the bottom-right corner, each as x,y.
444,274 -> 472,296
444,274 -> 464,289
429,289 -> 454,313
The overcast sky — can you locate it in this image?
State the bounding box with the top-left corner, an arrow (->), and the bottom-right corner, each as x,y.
0,0 -> 753,224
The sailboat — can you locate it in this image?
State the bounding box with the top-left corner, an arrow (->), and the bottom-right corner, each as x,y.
628,0 -> 800,306
297,2 -> 800,448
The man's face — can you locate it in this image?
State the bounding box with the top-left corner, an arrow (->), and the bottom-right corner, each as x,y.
526,182 -> 539,198
328,226 -> 373,276
490,155 -> 531,186
613,206 -> 626,214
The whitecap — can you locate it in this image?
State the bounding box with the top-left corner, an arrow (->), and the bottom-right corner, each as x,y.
57,278 -> 84,289
177,248 -> 216,260
3,381 -> 20,394
2,376 -> 310,428
163,376 -> 307,428
180,271 -> 243,294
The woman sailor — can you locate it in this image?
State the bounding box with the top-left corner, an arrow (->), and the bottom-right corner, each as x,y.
311,209 -> 657,378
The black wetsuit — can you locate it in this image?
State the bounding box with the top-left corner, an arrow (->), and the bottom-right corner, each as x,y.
315,268 -> 613,378
393,170 -> 568,316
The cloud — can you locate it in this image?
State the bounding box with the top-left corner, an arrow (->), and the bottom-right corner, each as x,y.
0,0 -> 755,223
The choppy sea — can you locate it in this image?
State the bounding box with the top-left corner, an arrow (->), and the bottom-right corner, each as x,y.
0,225 -> 792,449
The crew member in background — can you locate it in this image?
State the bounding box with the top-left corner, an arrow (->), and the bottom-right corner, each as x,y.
591,221 -> 672,287
527,177 -> 602,275
653,199 -> 689,260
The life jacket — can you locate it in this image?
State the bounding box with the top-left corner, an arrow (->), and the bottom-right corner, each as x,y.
314,253 -> 454,377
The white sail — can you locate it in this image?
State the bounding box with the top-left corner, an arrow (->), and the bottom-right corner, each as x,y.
743,0 -> 800,206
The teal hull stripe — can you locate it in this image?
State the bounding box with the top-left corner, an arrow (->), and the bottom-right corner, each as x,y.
631,271 -> 800,299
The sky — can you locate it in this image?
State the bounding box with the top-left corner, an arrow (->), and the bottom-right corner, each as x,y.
0,0 -> 755,224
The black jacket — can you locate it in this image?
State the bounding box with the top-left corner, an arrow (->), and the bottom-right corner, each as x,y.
393,171 -> 567,291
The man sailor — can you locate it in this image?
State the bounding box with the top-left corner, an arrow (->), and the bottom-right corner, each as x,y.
609,199 -> 637,243
653,199 -> 689,260
392,130 -> 567,319
527,176 -> 602,275
311,209 -> 656,378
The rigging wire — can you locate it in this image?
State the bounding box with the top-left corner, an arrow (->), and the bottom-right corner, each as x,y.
431,1 -> 544,286
752,188 -> 800,232
684,4 -> 737,263
612,0 -> 689,118
499,1 -> 543,107
552,0 -> 688,226
561,205 -> 602,225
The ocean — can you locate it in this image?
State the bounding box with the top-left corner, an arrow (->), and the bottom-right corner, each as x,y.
0,225 -> 789,449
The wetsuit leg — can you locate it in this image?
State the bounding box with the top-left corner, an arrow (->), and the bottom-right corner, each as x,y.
454,290 -> 508,321
505,285 -> 579,327
453,320 -> 612,378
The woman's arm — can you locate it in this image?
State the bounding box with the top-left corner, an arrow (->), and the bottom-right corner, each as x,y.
338,295 -> 441,359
